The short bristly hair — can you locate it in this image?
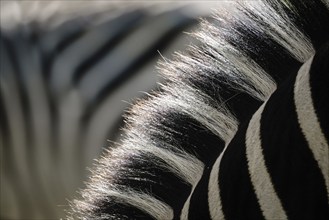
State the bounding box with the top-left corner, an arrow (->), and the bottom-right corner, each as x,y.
68,0 -> 329,219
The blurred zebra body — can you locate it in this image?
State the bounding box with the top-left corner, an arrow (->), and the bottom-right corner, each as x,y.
67,0 -> 329,219
0,2 -> 210,219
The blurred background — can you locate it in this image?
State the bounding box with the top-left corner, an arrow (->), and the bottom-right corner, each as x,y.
0,1 -> 216,219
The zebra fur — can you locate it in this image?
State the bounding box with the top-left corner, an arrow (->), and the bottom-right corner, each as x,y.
67,0 -> 329,219
1,2 -> 213,219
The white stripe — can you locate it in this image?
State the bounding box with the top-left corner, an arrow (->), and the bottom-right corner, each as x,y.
208,145 -> 229,220
294,56 -> 329,199
246,103 -> 287,219
180,175 -> 202,220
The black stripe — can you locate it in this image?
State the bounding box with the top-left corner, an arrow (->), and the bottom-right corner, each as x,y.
33,36 -> 59,162
12,33 -> 57,217
260,67 -> 329,219
187,167 -> 214,220
1,35 -> 32,149
38,19 -> 85,158
173,49 -> 263,123
266,0 -> 329,50
72,10 -> 147,85
309,42 -> 329,143
0,32 -> 37,219
124,105 -> 225,165
0,37 -> 11,150
219,121 -> 264,220
224,15 -> 301,84
157,111 -> 225,218
119,108 -> 225,218
149,110 -> 225,165
40,17 -> 88,80
117,152 -> 191,219
97,201 -> 154,220
80,11 -> 197,123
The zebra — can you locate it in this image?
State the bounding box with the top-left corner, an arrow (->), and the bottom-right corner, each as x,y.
0,1 -> 212,219
67,0 -> 329,219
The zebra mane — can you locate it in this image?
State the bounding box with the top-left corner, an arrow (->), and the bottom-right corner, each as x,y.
68,0 -> 329,219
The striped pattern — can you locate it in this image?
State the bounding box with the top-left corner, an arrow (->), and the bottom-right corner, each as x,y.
68,0 -> 329,219
294,56 -> 329,197
205,50 -> 329,219
0,2 -> 211,219
69,0 -> 329,219
245,103 -> 287,219
1,0 -> 329,219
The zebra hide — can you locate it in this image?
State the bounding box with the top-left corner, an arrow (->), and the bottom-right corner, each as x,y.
73,0 -> 327,219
